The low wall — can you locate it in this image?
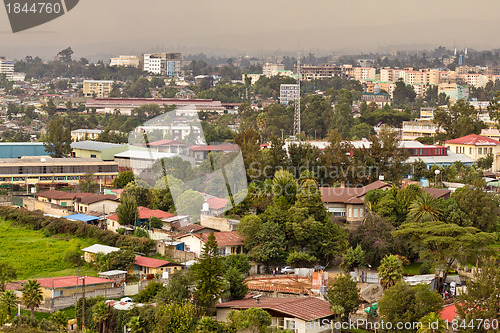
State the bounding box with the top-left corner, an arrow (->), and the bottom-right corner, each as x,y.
42,287 -> 123,312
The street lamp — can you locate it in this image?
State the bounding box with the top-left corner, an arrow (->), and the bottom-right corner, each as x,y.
434,169 -> 441,187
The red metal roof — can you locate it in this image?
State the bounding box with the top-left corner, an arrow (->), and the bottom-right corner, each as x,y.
189,144 -> 239,152
206,197 -> 229,210
200,231 -> 243,246
216,297 -> 333,321
134,255 -> 175,268
320,181 -> 390,204
440,303 -> 459,322
444,134 -> 500,146
37,190 -> 94,201
79,194 -> 118,205
148,139 -> 188,147
107,206 -> 173,221
23,276 -> 114,289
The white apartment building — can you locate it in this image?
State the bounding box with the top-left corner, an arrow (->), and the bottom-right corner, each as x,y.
0,60 -> 14,79
143,53 -> 182,77
353,67 -> 376,81
110,55 -> 140,68
279,84 -> 300,105
263,63 -> 285,77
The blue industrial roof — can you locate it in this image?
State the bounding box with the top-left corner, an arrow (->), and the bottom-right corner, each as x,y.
64,214 -> 101,223
0,142 -> 47,158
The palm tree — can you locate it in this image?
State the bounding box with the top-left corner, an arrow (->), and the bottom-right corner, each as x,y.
128,316 -> 144,333
409,193 -> 443,222
93,300 -> 111,333
417,312 -> 446,333
378,255 -> 404,290
50,310 -> 69,331
0,290 -> 17,318
21,279 -> 43,318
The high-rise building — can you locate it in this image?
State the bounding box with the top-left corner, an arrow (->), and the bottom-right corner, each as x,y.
263,63 -> 285,77
83,80 -> 114,98
143,53 -> 182,77
110,55 -> 140,68
0,59 -> 15,79
279,84 -> 300,105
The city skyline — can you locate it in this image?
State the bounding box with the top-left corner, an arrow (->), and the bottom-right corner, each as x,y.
1,0 -> 500,60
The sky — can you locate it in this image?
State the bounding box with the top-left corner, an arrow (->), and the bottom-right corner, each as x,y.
1,0 -> 500,61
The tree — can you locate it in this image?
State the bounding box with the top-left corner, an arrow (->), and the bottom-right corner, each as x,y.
434,99 -> 485,140
176,190 -> 204,223
392,79 -> 416,107
452,186 -> 500,232
408,193 -> 443,223
227,307 -> 272,333
21,280 -> 43,318
286,251 -> 317,268
116,194 -> 139,227
57,47 -> 73,63
92,301 -> 111,333
0,290 -> 16,318
224,266 -> 248,301
49,310 -> 69,330
128,316 -> 145,333
0,262 -> 17,291
42,117 -> 72,157
379,282 -> 443,333
113,170 -> 135,189
349,123 -> 375,140
378,255 -> 404,290
155,270 -> 193,304
341,245 -> 365,272
193,233 -> 224,313
327,274 -> 361,321
155,302 -> 200,333
224,254 -> 251,274
393,221 -> 495,291
79,173 -> 99,193
417,312 -> 447,333
135,282 -> 165,303
456,264 -> 500,333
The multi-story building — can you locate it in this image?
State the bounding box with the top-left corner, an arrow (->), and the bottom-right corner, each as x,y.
298,64 -> 343,80
438,82 -> 469,102
0,59 -> 14,79
402,119 -> 442,141
352,67 -> 376,81
83,80 -> 114,98
71,129 -> 103,142
279,84 -> 299,105
110,55 -> 140,68
444,134 -> 500,171
143,53 -> 182,77
263,63 -> 285,77
458,73 -> 489,88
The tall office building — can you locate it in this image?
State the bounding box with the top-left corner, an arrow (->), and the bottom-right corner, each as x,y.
110,55 -> 140,68
143,53 -> 182,77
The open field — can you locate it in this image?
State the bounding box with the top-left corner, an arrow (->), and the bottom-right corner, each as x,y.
0,219 -> 98,279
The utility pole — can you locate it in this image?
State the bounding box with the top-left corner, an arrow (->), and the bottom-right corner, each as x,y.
81,276 -> 86,331
293,52 -> 301,137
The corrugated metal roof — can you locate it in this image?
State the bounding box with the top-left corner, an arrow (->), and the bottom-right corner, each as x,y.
82,244 -> 120,254
71,141 -> 125,151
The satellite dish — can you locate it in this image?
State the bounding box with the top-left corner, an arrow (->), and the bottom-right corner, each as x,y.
40,158 -> 47,163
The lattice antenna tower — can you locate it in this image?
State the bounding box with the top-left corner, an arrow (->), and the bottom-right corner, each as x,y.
293,52 -> 301,137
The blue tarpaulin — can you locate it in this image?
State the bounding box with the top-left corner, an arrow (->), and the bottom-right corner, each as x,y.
64,214 -> 101,224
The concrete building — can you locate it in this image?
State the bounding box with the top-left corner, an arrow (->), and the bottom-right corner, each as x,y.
71,129 -> 103,142
0,60 -> 14,79
143,53 -> 182,77
263,63 -> 285,77
444,134 -> 500,171
216,297 -> 334,333
0,157 -> 118,186
438,82 -> 469,102
71,141 -> 129,161
352,67 -> 376,81
320,180 -> 391,223
85,98 -> 225,115
402,119 -> 442,140
130,256 -> 182,278
73,194 -> 119,214
83,80 -> 114,98
82,244 -> 120,263
0,142 -> 47,158
279,84 -> 299,105
242,73 -> 263,85
300,64 -> 343,80
110,55 -> 140,68
176,231 -> 243,257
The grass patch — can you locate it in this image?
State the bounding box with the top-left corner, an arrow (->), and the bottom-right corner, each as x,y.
16,307 -> 76,322
0,219 -> 98,279
403,262 -> 422,275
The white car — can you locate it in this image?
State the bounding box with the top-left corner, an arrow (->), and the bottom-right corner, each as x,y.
281,266 -> 295,274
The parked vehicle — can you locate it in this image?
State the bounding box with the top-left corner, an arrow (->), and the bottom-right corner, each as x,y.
281,266 -> 295,274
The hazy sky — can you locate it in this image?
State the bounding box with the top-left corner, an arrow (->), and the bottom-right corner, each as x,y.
1,0 -> 500,61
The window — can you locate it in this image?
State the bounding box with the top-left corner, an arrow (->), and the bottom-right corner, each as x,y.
478,148 -> 482,155
490,148 -> 493,154
218,248 -> 226,256
91,154 -> 97,158
353,208 -> 358,218
470,148 -> 472,154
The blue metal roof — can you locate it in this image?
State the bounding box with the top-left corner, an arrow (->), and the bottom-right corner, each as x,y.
64,214 -> 101,223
